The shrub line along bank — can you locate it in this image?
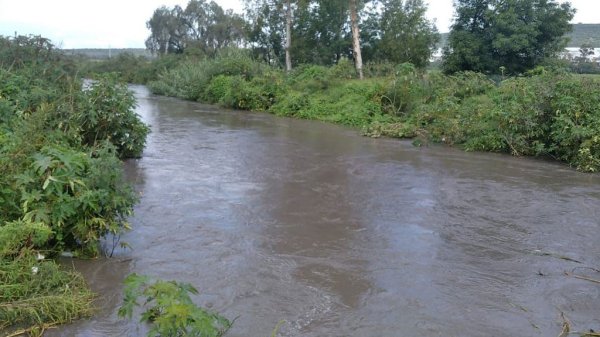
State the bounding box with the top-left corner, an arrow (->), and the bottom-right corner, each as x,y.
0,36 -> 149,335
145,50 -> 600,173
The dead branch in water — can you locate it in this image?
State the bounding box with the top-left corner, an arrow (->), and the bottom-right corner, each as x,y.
558,312 -> 571,337
564,272 -> 600,284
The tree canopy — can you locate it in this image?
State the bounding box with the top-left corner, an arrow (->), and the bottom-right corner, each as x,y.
442,0 -> 575,74
145,0 -> 245,56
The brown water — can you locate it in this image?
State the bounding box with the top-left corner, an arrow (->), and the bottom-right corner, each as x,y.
49,85 -> 600,337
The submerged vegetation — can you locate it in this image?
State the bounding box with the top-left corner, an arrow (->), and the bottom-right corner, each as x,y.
119,274 -> 232,337
0,35 -> 148,335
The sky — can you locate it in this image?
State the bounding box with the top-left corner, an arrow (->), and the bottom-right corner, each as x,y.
0,0 -> 597,49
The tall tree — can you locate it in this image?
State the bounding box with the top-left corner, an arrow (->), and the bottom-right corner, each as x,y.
146,6 -> 187,55
146,0 -> 247,56
292,0 -> 351,65
370,0 -> 439,68
244,0 -> 287,66
442,0 -> 575,74
285,0 -> 293,71
349,0 -> 364,79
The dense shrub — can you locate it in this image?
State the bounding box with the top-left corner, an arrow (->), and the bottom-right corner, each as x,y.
78,76 -> 150,158
1,35 -> 148,333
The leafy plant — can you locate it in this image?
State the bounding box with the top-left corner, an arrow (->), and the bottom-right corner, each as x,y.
119,274 -> 232,337
78,75 -> 150,158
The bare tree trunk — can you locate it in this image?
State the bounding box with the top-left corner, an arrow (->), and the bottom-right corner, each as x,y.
349,0 -> 364,79
285,0 -> 293,72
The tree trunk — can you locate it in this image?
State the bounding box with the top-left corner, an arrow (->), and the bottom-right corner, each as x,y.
349,0 -> 364,79
285,0 -> 293,72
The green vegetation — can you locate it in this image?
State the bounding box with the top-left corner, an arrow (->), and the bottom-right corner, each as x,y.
133,0 -> 600,172
0,35 -> 149,335
443,0 -> 575,75
119,274 -> 232,337
63,48 -> 152,60
146,52 -> 600,172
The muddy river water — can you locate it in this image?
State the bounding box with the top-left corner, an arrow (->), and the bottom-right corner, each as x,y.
49,85 -> 600,337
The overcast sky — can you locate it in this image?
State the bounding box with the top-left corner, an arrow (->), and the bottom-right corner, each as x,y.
0,0 -> 597,48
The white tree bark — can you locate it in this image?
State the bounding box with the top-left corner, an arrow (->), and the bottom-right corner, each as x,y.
285,0 -> 293,72
349,0 -> 364,79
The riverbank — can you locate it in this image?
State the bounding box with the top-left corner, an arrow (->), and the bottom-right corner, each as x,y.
0,36 -> 148,335
45,85 -> 600,337
143,51 -> 600,172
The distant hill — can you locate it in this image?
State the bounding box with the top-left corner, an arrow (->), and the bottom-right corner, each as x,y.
62,48 -> 152,59
567,24 -> 600,48
438,24 -> 600,49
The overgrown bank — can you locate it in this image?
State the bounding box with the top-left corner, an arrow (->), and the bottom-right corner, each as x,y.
0,36 -> 149,335
146,51 -> 600,172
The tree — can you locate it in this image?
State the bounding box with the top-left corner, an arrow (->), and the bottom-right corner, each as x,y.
292,0 -> 352,65
442,0 -> 575,74
285,0 -> 293,71
370,0 -> 439,68
145,6 -> 187,55
244,0 -> 292,66
349,0 -> 364,79
578,41 -> 595,60
146,0 -> 247,56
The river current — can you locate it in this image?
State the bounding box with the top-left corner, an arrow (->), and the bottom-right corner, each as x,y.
49,85 -> 600,337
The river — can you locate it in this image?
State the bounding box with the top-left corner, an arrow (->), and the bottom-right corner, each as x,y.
48,85 -> 600,337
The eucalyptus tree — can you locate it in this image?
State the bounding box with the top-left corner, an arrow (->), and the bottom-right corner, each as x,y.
244,0 -> 295,69
145,6 -> 187,55
442,0 -> 575,74
146,0 -> 247,56
349,0 -> 364,78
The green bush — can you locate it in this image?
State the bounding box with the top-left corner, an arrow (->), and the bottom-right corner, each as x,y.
119,274 -> 231,337
78,75 -> 150,158
550,77 -> 600,170
0,34 -> 148,334
17,144 -> 136,255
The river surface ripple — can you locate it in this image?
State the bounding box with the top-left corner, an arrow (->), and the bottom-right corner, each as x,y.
49,85 -> 600,337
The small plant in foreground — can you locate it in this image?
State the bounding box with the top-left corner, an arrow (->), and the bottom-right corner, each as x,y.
119,273 -> 231,337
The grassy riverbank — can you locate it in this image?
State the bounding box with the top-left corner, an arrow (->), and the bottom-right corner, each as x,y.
143,50 -> 600,172
0,36 -> 149,335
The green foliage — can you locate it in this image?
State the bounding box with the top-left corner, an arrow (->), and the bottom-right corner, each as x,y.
443,0 -> 575,74
15,144 -> 136,255
363,0 -> 439,68
0,252 -> 95,335
0,221 -> 52,258
549,77 -> 600,170
77,52 -> 179,84
119,274 -> 232,337
148,49 -> 266,101
0,34 -> 147,334
145,1 -> 246,56
78,75 -> 150,158
150,50 -> 600,172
